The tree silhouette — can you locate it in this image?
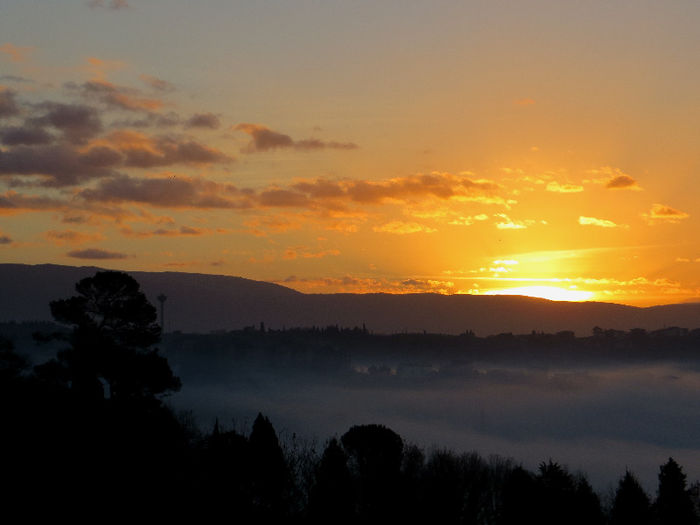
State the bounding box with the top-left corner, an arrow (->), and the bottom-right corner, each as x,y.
249,412 -> 291,519
654,457 -> 697,525
39,271 -> 180,401
611,470 -> 651,525
341,424 -> 404,522
308,438 -> 354,524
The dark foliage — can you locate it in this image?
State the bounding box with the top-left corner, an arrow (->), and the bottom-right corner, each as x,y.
38,270 -> 180,400
655,457 -> 698,525
611,470 -> 652,525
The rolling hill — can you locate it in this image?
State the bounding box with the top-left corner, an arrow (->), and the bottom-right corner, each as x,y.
1,263 -> 699,336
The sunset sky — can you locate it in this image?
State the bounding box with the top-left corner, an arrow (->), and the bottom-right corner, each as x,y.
1,1 -> 699,305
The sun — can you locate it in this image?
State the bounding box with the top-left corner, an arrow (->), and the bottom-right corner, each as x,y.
484,285 -> 594,302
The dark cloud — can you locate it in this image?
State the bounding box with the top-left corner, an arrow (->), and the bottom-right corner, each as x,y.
236,123 -> 293,151
341,173 -> 499,204
291,179 -> 346,199
0,191 -> 66,213
0,75 -> 33,84
67,80 -> 163,112
185,113 -> 220,129
0,234 -> 12,244
606,174 -> 639,190
235,123 -> 358,152
67,248 -> 127,259
258,189 -> 312,207
0,89 -> 20,118
0,144 -> 120,186
0,125 -> 53,146
119,135 -> 230,167
31,102 -> 102,143
250,173 -> 504,213
121,225 -> 207,238
295,139 -> 359,151
110,112 -> 181,129
80,174 -> 253,209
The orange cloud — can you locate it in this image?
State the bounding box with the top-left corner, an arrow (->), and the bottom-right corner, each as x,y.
0,43 -> 34,63
73,79 -> 163,111
83,57 -> 127,82
244,216 -> 302,236
373,221 -> 437,234
0,191 -> 65,215
45,229 -> 105,245
89,130 -> 230,167
282,247 -> 340,260
578,216 -> 625,228
515,98 -> 535,106
292,173 -> 503,206
587,167 -> 641,190
546,181 -> 584,193
643,204 -> 689,224
278,275 -> 457,294
120,225 -> 209,238
606,174 -> 640,190
448,214 -> 489,226
494,214 -> 543,230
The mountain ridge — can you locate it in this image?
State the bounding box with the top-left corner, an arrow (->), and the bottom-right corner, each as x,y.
2,263 -> 699,336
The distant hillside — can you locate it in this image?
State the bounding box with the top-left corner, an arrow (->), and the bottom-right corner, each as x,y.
1,263 -> 699,336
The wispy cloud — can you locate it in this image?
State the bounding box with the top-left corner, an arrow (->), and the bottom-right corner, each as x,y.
283,247 -> 340,260
277,275 -> 457,294
0,43 -> 34,63
448,214 -> 489,226
578,216 -> 625,228
546,181 -> 584,193
80,174 -> 252,209
494,213 -> 545,230
45,229 -> 105,245
119,225 -> 210,238
235,123 -> 358,152
373,221 -> 437,234
68,80 -> 163,112
87,0 -> 129,10
67,247 -> 128,259
139,74 -> 174,92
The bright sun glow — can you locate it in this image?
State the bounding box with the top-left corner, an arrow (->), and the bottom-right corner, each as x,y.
484,286 -> 595,302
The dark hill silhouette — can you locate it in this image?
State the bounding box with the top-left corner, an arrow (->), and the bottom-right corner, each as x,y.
2,263 -> 700,336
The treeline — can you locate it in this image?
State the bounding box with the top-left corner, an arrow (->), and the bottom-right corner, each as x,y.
4,320 -> 700,369
160,324 -> 700,379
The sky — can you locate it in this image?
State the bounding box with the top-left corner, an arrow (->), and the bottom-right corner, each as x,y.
1,0 -> 700,305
